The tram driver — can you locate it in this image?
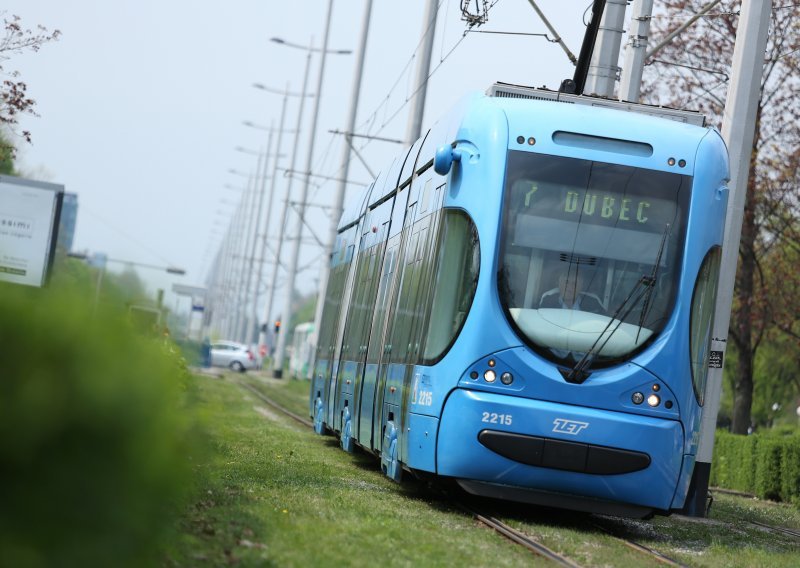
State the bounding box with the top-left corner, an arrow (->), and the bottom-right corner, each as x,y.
539,267 -> 606,315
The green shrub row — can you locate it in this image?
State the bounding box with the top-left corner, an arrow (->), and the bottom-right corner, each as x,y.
711,429 -> 800,504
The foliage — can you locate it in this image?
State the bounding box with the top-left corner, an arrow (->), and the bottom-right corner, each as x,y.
0,268 -> 197,566
0,131 -> 14,174
721,332 -> 800,430
643,1 -> 800,433
0,12 -> 60,159
711,429 -> 800,504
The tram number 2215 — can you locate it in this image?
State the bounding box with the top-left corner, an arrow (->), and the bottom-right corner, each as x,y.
481,412 -> 513,426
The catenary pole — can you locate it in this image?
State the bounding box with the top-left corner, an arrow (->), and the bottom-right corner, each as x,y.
243,133 -> 274,347
237,152 -> 265,343
264,66 -> 313,367
618,0 -> 654,102
685,0 -> 773,517
233,169 -> 260,342
405,0 -> 438,144
312,0 -> 374,369
256,95 -> 290,356
273,0 -> 337,378
584,0 -> 627,97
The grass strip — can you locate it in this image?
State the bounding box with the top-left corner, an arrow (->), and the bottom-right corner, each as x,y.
165,374 -> 536,567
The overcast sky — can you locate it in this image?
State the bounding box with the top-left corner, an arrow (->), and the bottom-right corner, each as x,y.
4,1 -> 591,318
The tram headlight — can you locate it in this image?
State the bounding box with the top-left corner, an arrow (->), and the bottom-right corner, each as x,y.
632,392 -> 644,405
647,394 -> 661,407
500,372 -> 513,385
484,369 -> 497,383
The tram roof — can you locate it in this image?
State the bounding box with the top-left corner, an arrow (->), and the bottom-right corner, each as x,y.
488,82 -> 706,127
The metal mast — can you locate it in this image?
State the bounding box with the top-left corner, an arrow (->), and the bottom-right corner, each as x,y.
687,0 -> 774,517
405,0 -> 438,144
312,0 -> 374,361
273,0 -> 336,378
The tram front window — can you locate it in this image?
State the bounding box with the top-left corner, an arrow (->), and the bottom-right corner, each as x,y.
498,151 -> 691,367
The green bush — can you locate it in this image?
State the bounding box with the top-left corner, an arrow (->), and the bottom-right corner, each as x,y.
782,442 -> 800,506
712,428 -> 800,505
0,281 -> 195,567
754,437 -> 783,500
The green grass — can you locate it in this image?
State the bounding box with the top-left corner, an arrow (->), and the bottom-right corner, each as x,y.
166,374 -> 537,566
167,374 -> 800,567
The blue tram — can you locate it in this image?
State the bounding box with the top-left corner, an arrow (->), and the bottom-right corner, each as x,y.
310,83 -> 728,518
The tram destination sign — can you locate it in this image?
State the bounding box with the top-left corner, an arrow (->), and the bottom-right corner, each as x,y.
0,176 -> 64,287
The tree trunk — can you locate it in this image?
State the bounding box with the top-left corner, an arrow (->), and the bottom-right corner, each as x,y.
731,149 -> 759,435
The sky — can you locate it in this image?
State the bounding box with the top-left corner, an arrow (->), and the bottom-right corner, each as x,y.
3,0 -> 593,321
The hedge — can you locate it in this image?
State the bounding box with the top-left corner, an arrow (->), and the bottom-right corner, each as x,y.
711,429 -> 800,505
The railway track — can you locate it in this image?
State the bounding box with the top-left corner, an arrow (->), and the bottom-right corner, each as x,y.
234,378 -> 795,567
747,519 -> 800,540
588,520 -> 686,567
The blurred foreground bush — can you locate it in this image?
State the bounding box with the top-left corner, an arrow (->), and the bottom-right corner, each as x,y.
0,280 -> 198,567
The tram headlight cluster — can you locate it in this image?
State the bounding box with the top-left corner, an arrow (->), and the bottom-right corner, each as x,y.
631,384 -> 667,408
471,359 -> 514,386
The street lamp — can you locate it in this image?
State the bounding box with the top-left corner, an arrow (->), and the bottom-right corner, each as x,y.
269,36 -> 352,55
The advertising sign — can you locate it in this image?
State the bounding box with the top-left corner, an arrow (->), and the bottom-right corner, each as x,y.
0,176 -> 64,287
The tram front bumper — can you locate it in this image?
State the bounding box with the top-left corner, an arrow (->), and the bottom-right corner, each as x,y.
437,388 -> 684,511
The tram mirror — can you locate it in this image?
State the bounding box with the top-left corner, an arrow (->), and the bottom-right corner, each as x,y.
434,145 -> 455,175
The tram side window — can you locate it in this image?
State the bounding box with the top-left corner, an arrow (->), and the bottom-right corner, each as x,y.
689,247 -> 721,405
422,210 -> 480,363
366,240 -> 399,363
318,261 -> 347,359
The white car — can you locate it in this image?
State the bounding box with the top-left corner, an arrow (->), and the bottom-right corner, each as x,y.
209,340 -> 256,372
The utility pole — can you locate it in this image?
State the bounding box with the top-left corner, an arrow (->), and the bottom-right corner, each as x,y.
254,100 -> 289,353
685,0 -> 773,517
237,154 -> 265,344
313,0 -> 374,358
618,0 -> 654,103
232,170 -> 259,342
242,137 -> 273,347
584,0 -> 627,97
405,0 -> 438,144
222,195 -> 246,339
273,0 -> 340,378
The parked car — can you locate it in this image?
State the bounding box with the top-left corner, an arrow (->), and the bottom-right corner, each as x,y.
209,340 -> 256,372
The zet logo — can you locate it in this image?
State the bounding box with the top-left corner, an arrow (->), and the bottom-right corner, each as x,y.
552,418 -> 589,436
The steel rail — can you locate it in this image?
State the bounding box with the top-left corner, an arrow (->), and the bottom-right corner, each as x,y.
237,379 -> 313,428
456,503 -> 583,567
590,521 -> 686,567
747,519 -> 800,540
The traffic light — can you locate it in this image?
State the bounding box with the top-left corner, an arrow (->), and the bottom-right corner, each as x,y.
274,319 -> 281,333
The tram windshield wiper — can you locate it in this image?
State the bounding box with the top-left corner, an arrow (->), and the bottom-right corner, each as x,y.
561,275 -> 653,383
636,224 -> 671,343
562,225 -> 670,384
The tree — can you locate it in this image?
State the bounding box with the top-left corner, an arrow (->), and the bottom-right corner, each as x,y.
642,1 -> 800,433
0,12 -> 60,161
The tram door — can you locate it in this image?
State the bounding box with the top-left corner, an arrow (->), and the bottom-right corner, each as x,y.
349,207 -> 392,443
372,170 -> 438,457
368,185 -> 411,452
323,227 -> 359,428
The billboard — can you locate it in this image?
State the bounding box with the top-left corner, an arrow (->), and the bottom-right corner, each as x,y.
0,176 -> 64,287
